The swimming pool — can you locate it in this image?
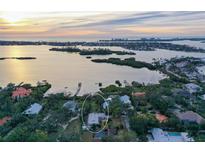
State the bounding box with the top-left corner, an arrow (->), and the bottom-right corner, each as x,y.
168,132 -> 181,136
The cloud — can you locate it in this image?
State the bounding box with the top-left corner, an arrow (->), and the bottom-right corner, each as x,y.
1,11 -> 205,39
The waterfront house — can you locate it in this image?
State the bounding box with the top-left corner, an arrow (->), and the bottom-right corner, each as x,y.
63,100 -> 77,113
87,113 -> 107,126
184,83 -> 202,94
149,128 -> 194,142
120,95 -> 131,104
12,87 -> 32,99
0,116 -> 12,126
24,103 -> 42,115
175,111 -> 205,124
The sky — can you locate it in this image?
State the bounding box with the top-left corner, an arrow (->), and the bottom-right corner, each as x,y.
0,11 -> 205,41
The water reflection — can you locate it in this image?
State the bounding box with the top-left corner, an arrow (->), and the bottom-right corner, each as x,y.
3,43 -> 202,95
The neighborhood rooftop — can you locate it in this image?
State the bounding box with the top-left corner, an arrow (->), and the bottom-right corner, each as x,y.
155,113 -> 168,123
0,116 -> 12,126
24,103 -> 42,115
184,83 -> 202,93
87,113 -> 107,125
175,111 -> 205,124
120,95 -> 131,104
132,92 -> 146,97
12,87 -> 32,99
63,100 -> 77,112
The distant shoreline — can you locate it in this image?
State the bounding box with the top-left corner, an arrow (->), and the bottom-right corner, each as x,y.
1,39 -> 205,53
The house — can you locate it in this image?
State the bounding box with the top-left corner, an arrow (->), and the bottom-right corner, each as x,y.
184,83 -> 202,94
176,61 -> 188,68
149,128 -> 194,142
200,94 -> 205,100
106,97 -> 112,101
132,92 -> 146,97
155,113 -> 168,123
120,95 -> 134,110
0,116 -> 12,126
63,100 -> 77,113
172,88 -> 191,98
24,103 -> 42,115
102,101 -> 109,109
102,97 -> 112,109
87,113 -> 107,126
120,95 -> 131,104
12,87 -> 32,99
175,111 -> 205,124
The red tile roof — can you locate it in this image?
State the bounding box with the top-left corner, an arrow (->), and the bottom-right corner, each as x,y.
12,87 -> 32,99
0,116 -> 12,126
155,113 -> 168,123
132,92 -> 146,97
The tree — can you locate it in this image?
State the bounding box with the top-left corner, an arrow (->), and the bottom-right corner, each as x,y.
109,99 -> 122,117
115,80 -> 122,87
116,130 -> 137,141
0,136 -> 4,142
58,133 -> 80,142
148,94 -> 169,114
130,114 -> 159,135
186,123 -> 200,136
5,127 -> 30,142
27,130 -> 48,142
161,117 -> 183,131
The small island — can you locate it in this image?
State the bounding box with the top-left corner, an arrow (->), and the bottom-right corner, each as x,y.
49,47 -> 136,55
0,57 -> 37,60
91,57 -> 156,70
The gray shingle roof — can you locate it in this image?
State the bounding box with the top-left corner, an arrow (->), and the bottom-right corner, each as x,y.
87,113 -> 106,125
176,111 -> 205,124
63,100 -> 77,112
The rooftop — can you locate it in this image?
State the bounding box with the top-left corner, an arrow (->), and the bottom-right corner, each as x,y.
12,87 -> 32,98
87,113 -> 106,125
120,95 -> 131,104
184,83 -> 202,93
102,101 -> 109,109
63,100 -> 77,112
132,92 -> 146,97
200,94 -> 205,100
155,113 -> 168,123
175,111 -> 205,124
0,116 -> 12,126
24,103 -> 42,115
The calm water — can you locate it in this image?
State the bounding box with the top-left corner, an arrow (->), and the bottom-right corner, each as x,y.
0,45 -> 165,95
170,40 -> 205,49
0,40 -> 205,95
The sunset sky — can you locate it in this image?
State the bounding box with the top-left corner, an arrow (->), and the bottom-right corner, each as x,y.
0,12 -> 205,41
